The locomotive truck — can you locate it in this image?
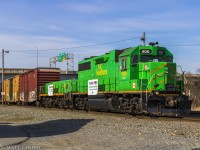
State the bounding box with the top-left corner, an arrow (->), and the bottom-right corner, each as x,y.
39,43 -> 192,116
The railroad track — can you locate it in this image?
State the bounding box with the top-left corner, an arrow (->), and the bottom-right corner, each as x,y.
2,105 -> 200,123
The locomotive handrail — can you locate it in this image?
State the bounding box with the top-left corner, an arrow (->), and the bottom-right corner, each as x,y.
145,74 -> 155,102
177,65 -> 186,90
145,73 -> 165,102
140,63 -> 145,101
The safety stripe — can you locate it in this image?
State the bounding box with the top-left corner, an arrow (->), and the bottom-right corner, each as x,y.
75,91 -> 152,94
116,91 -> 152,94
166,64 -> 175,84
75,91 -> 153,94
168,74 -> 175,83
150,79 -> 165,91
40,93 -> 64,96
150,63 -> 167,74
149,72 -> 165,85
167,64 -> 176,74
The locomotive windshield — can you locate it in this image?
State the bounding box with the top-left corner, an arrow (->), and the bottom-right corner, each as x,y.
120,57 -> 127,70
166,56 -> 173,62
153,56 -> 163,62
131,55 -> 138,64
141,56 -> 150,62
140,55 -> 172,62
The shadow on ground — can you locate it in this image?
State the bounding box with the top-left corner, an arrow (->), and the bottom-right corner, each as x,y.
0,119 -> 94,138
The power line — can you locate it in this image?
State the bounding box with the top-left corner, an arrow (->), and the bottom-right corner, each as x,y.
162,44 -> 200,47
8,50 -> 110,58
8,37 -> 140,53
6,34 -> 200,55
8,53 -> 51,58
8,48 -> 112,57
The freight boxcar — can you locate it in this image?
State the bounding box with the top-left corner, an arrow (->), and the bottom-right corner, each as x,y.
3,76 -> 20,103
0,82 -> 2,101
4,78 -> 11,102
19,68 -> 60,104
13,75 -> 20,103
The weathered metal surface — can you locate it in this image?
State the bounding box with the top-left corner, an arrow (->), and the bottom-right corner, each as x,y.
19,68 -> 60,103
13,75 -> 20,102
4,79 -> 10,102
0,68 -> 77,81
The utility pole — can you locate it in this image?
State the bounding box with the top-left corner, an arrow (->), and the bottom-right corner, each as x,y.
66,53 -> 74,74
141,32 -> 146,46
1,49 -> 9,105
36,47 -> 38,68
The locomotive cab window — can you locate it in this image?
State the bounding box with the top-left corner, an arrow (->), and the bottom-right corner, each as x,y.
152,58 -> 158,62
141,56 -> 164,62
120,57 -> 127,70
153,56 -> 163,62
141,56 -> 150,62
78,62 -> 91,71
131,55 -> 138,64
166,56 -> 173,62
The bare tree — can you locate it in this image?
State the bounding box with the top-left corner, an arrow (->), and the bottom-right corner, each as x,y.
185,70 -> 200,108
196,68 -> 200,74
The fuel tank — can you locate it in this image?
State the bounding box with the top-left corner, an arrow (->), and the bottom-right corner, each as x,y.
88,94 -> 114,110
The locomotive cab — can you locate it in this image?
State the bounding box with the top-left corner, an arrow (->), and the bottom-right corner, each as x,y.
118,45 -> 192,116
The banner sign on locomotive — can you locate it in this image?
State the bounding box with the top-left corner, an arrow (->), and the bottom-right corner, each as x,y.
88,79 -> 98,95
48,85 -> 54,96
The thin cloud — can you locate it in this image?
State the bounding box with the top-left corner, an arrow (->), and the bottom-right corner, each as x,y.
58,3 -> 109,14
47,25 -> 64,31
0,33 -> 115,70
85,12 -> 196,33
0,34 -> 81,50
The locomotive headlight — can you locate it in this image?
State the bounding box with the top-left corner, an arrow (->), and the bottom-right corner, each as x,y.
155,91 -> 159,95
182,91 -> 186,95
145,65 -> 149,70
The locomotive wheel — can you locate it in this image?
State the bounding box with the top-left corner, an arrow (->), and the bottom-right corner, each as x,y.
132,97 -> 142,114
84,101 -> 90,112
36,101 -> 41,107
17,101 -> 20,106
119,97 -> 131,113
48,101 -> 53,108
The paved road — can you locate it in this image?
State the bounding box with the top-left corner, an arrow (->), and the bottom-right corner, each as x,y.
0,123 -> 28,147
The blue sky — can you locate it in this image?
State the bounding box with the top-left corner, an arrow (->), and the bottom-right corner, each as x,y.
0,0 -> 199,73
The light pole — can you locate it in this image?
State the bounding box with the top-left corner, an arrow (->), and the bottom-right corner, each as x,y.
2,49 -> 9,105
36,47 -> 38,68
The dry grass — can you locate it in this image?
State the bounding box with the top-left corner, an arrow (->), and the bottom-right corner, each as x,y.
185,74 -> 200,108
192,106 -> 200,111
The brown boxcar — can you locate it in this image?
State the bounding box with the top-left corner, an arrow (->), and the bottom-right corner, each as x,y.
19,68 -> 60,103
0,82 -> 2,101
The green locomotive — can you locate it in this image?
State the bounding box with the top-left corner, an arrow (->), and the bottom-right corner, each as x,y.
40,79 -> 77,108
39,44 -> 192,116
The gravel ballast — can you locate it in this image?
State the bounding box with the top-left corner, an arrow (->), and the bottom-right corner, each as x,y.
0,105 -> 199,150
